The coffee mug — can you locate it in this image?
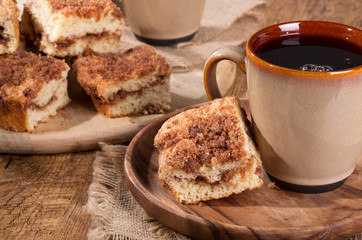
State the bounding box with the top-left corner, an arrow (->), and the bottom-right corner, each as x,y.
123,0 -> 206,46
204,21 -> 362,193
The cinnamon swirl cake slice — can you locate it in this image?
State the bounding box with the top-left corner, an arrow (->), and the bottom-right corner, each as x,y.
23,0 -> 125,56
73,45 -> 171,117
154,97 -> 263,204
0,50 -> 70,132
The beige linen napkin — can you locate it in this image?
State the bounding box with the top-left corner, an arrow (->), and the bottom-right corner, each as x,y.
87,143 -> 189,240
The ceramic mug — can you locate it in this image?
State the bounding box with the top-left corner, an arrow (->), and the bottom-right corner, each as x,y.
123,0 -> 206,46
204,21 -> 362,193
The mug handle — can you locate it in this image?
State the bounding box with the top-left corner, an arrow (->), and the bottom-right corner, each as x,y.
204,45 -> 246,100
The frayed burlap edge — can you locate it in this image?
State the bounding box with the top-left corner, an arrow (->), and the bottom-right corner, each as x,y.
86,143 -> 189,240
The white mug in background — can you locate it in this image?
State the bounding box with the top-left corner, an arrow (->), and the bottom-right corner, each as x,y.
123,0 -> 206,46
204,21 -> 362,193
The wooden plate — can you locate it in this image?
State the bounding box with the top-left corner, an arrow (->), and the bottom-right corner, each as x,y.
0,61 -> 236,154
124,99 -> 362,240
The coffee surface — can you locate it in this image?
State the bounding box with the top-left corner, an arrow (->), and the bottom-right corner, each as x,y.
256,36 -> 362,71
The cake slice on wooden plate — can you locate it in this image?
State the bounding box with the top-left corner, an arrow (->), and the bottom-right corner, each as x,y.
154,96 -> 263,204
72,45 -> 171,117
0,0 -> 20,54
0,50 -> 70,132
23,0 -> 125,56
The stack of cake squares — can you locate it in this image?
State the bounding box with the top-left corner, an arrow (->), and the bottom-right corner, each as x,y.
0,0 -> 171,132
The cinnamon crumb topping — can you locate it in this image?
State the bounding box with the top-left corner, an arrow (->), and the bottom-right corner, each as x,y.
0,50 -> 67,86
155,97 -> 249,173
0,50 -> 68,102
48,0 -> 124,19
73,45 -> 171,98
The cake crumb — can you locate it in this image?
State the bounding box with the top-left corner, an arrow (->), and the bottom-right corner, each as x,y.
268,182 -> 280,189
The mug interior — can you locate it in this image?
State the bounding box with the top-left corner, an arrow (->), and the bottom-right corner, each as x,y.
246,21 -> 362,75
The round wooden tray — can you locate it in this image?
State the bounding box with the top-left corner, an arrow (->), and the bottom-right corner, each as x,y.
124,99 -> 362,240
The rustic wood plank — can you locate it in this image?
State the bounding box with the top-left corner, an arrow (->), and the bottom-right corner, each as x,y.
0,151 -> 95,240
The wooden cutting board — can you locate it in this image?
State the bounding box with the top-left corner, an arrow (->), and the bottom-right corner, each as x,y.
124,99 -> 362,240
0,61 -> 236,154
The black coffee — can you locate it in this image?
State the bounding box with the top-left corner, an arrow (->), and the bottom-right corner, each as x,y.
256,36 -> 362,71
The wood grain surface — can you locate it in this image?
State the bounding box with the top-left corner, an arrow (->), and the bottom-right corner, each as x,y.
1,1 -> 361,239
124,99 -> 362,240
0,151 -> 95,240
0,62 -> 236,155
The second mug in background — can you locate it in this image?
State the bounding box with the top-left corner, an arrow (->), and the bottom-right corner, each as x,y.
204,21 -> 362,193
122,0 -> 206,46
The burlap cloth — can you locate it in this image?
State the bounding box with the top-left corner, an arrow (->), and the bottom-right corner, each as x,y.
87,143 -> 189,240
86,0 -> 362,239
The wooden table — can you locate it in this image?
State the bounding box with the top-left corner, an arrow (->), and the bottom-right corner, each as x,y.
2,68 -> 361,240
1,0 -> 361,238
0,64 -> 245,240
0,54 -> 257,240
0,151 -> 94,239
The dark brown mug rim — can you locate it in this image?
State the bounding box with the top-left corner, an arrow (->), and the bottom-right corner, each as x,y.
246,20 -> 362,78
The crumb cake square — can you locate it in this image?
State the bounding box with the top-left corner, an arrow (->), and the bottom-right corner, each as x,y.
154,97 -> 263,204
0,0 -> 20,54
73,45 -> 171,117
0,50 -> 70,132
24,0 -> 125,56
